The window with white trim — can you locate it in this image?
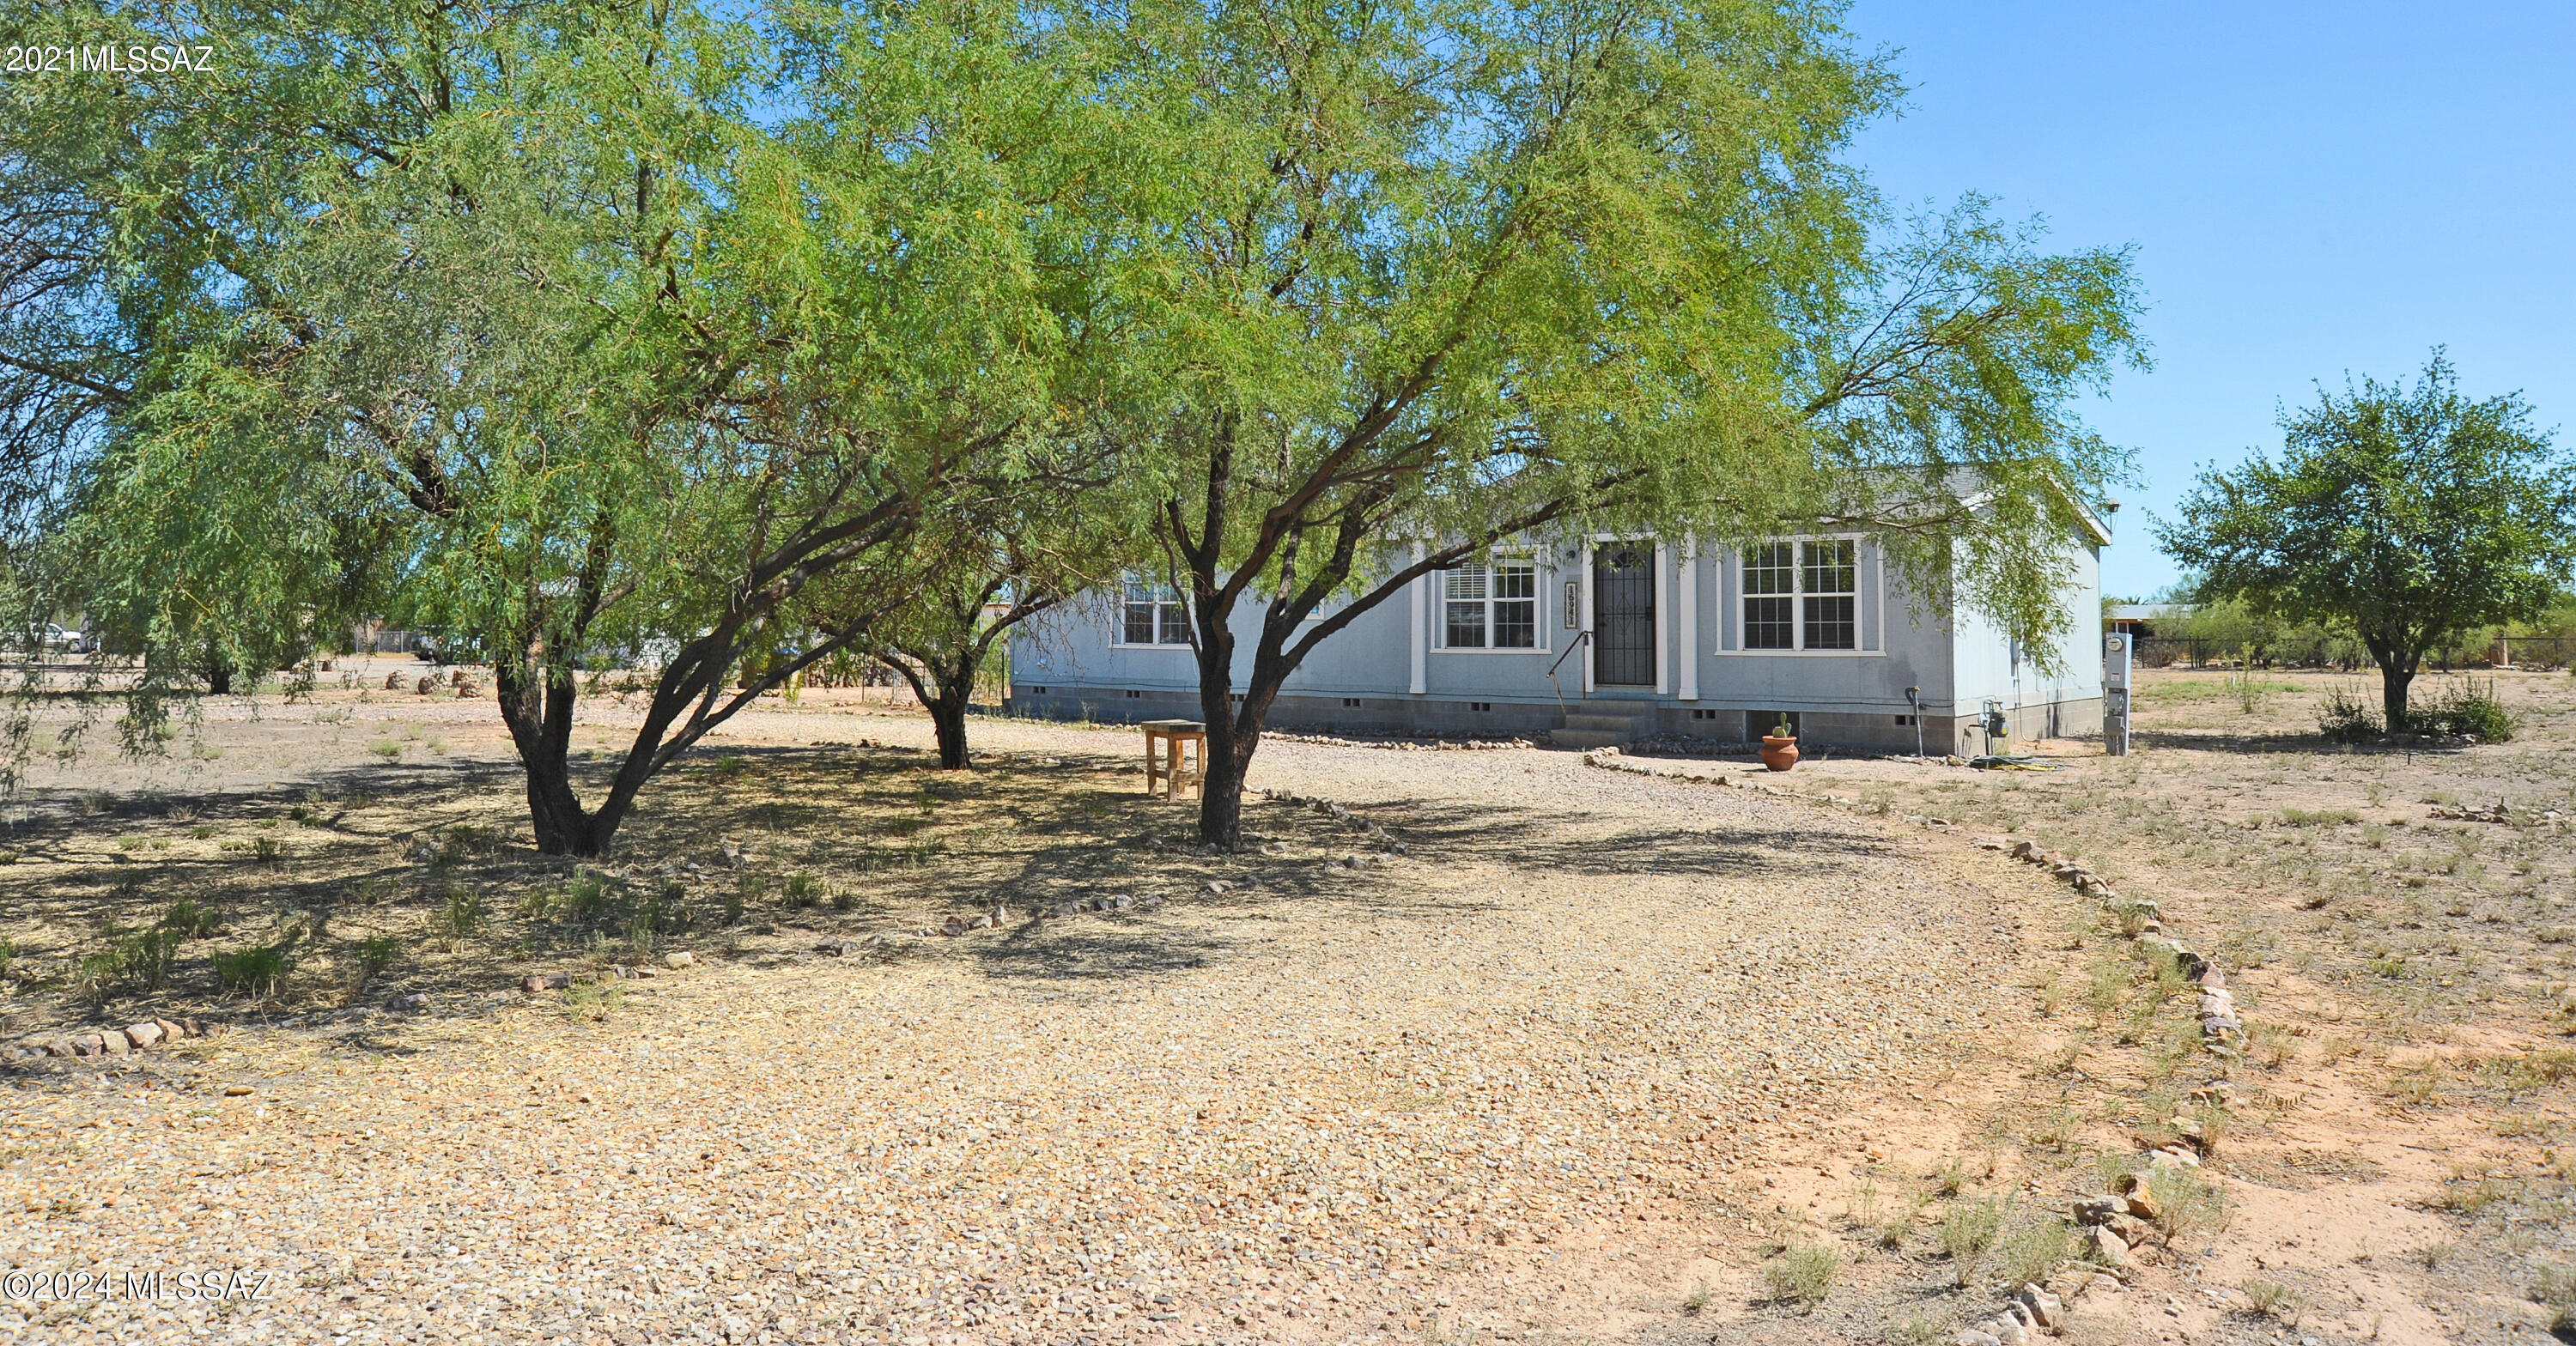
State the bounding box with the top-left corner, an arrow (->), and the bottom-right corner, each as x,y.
1441,560 -> 1539,649
1120,578 -> 1188,646
1740,539 -> 1856,651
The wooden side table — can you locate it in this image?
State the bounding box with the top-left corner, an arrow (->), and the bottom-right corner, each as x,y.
1141,719 -> 1207,800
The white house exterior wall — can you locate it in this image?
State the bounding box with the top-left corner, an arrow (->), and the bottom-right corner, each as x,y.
1006,533 -> 2105,751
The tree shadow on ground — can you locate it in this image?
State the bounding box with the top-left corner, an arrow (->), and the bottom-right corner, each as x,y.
1,737 -> 1862,1047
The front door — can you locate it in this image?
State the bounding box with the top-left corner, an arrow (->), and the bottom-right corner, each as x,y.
1593,544 -> 1656,687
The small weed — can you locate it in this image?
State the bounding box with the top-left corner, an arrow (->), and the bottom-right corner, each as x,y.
213,943 -> 290,997
251,835 -> 285,866
2279,807 -> 2360,827
160,898 -> 222,940
564,873 -> 616,923
1941,1197 -> 2005,1283
2240,1276 -> 2303,1324
369,740 -> 404,761
438,886 -> 487,941
353,935 -> 400,988
2146,1166 -> 2228,1240
783,872 -> 819,908
2385,1059 -> 2448,1106
1762,1242 -> 1837,1307
1680,1280 -> 1710,1315
1993,1216 -> 2072,1289
1878,1192 -> 1929,1250
1931,1156 -> 1971,1197
2411,1241 -> 2458,1270
562,980 -> 625,1022
714,755 -> 746,780
2530,1263 -> 2576,1332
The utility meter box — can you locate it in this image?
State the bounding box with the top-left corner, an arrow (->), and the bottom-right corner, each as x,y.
2103,632 -> 2133,755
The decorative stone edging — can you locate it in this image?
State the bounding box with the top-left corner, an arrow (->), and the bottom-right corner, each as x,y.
6,1016 -> 225,1063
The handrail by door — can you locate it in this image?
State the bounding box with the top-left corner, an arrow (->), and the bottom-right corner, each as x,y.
1546,631 -> 1592,719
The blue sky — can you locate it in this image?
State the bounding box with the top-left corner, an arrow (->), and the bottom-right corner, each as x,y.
1843,2 -> 2576,598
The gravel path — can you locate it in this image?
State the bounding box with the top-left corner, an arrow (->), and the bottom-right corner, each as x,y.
1,716 -> 2044,1345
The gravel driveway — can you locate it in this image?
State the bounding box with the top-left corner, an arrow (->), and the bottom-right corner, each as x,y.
1,710 -> 2049,1345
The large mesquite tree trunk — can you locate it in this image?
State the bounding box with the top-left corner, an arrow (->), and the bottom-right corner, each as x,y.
489,492 -> 928,858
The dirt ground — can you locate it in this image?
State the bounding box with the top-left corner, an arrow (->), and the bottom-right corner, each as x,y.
1637,665 -> 2576,1345
0,658 -> 2568,1343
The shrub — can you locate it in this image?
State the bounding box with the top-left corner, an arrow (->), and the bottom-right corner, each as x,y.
1941,1197 -> 2006,1283
438,885 -> 487,939
1762,1241 -> 1838,1307
0,933 -> 14,979
2240,1276 -> 2303,1323
354,935 -> 401,987
562,979 -> 624,1022
2530,1263 -> 2576,1332
564,872 -> 616,922
714,754 -> 746,780
116,925 -> 184,990
1993,1216 -> 2072,1288
214,943 -> 290,997
2413,680 -> 2516,741
783,873 -> 818,908
2317,683 -> 2382,742
2146,1166 -> 2229,1240
161,898 -> 222,940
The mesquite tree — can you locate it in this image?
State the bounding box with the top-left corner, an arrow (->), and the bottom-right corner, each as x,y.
1068,0 -> 2148,849
872,471 -> 1140,769
2160,354 -> 2576,730
19,0 -> 1086,854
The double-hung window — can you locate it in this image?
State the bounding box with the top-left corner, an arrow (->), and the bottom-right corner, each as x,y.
1442,560 -> 1539,649
1121,578 -> 1188,646
1741,539 -> 1857,651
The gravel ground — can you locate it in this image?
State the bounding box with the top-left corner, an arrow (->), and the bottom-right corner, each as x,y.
1,701 -> 2052,1345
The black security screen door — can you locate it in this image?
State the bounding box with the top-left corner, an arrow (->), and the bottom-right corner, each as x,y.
1593,545 -> 1656,686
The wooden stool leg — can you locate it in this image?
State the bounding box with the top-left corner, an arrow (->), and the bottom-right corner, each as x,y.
1166,735 -> 1183,802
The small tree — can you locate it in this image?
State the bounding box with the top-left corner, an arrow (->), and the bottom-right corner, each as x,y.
17,1 -> 1089,855
2160,354 -> 2576,731
872,469 -> 1139,768
1072,0 -> 2147,848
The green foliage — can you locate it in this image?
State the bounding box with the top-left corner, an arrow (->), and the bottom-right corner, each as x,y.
1762,1242 -> 1838,1307
1940,1197 -> 2007,1284
2317,683 -> 2385,742
438,886 -> 487,940
213,943 -> 290,997
1992,1216 -> 2073,1288
2162,354 -> 2576,728
2413,679 -> 2517,741
160,898 -> 221,940
77,923 -> 184,995
2239,1276 -> 2303,1323
2532,1263 -> 2576,1332
353,935 -> 401,987
2145,1166 -> 2229,1240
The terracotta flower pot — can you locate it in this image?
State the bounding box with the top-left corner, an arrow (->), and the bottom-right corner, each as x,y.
1759,734 -> 1800,772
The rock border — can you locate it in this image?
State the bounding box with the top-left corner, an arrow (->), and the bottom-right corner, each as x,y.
5,1016 -> 224,1062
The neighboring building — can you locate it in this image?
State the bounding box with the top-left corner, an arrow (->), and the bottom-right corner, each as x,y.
2105,602 -> 2188,638
1008,518 -> 2109,755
